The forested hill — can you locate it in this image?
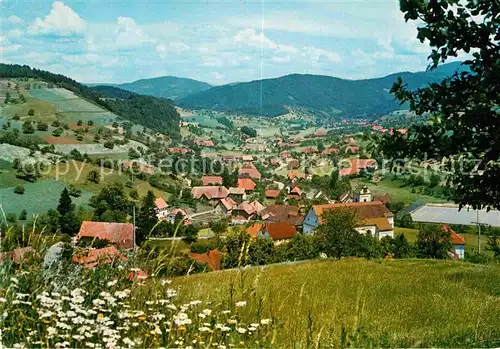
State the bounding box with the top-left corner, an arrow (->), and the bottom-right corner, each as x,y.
0,64 -> 181,139
177,62 -> 466,117
114,76 -> 212,100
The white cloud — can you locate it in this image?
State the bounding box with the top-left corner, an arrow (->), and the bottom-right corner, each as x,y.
210,72 -> 225,81
7,29 -> 23,39
61,53 -> 120,67
301,46 -> 342,64
270,56 -> 291,64
27,1 -> 86,36
156,41 -> 190,59
0,36 -> 21,54
114,17 -> 155,48
8,15 -> 24,25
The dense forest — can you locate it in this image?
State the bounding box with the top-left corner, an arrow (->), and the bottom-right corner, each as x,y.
177,62 -> 466,118
0,64 -> 181,139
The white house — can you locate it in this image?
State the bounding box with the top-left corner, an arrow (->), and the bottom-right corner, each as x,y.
302,201 -> 394,239
154,197 -> 169,220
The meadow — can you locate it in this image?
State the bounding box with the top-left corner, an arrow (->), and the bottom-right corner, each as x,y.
170,258 -> 500,348
0,179 -> 93,216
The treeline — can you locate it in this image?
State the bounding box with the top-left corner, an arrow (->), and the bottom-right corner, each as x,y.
0,64 -> 181,140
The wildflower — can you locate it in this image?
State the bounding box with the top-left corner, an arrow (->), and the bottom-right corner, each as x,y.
138,315 -> 146,321
260,319 -> 271,325
11,277 -> 19,284
106,280 -> 118,287
160,279 -> 172,286
222,310 -> 231,314
114,290 -> 129,299
0,298 -> 6,303
189,300 -> 202,306
227,319 -> 237,324
199,326 -> 210,332
250,323 -> 260,328
47,327 -> 57,337
177,326 -> 187,332
236,327 -> 247,334
97,313 -> 104,319
235,301 -> 247,307
122,338 -> 134,347
202,309 -> 212,316
15,293 -> 30,299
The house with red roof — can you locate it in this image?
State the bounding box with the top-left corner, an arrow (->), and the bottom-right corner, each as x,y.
169,147 -> 191,155
231,200 -> 264,222
287,159 -> 300,169
228,187 -> 246,202
315,129 -> 327,137
189,249 -> 222,271
270,158 -> 281,166
265,189 -> 281,199
219,197 -> 237,215
237,178 -> 256,192
167,208 -> 190,225
339,158 -> 377,177
442,225 -> 466,259
194,140 -> 215,147
246,221 -> 297,242
344,137 -> 356,144
280,151 -> 290,159
344,146 -> 360,154
287,186 -> 302,200
238,162 -> 261,180
201,176 -> 223,186
191,186 -> 229,204
322,148 -> 340,155
77,221 -> 134,250
73,246 -> 129,269
288,170 -> 305,181
259,205 -> 303,227
154,197 -> 169,220
302,147 -> 318,154
241,154 -> 254,161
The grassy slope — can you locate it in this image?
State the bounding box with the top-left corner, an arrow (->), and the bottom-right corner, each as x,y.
353,178 -> 449,204
169,259 -> 500,347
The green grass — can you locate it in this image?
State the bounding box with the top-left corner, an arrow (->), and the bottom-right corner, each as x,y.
170,258 -> 500,347
354,178 -> 449,204
0,179 -> 93,217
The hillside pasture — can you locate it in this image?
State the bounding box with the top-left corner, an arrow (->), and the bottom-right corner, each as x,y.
168,259 -> 500,348
0,179 -> 93,217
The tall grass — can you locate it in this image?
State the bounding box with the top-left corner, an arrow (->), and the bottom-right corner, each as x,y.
168,259 -> 500,348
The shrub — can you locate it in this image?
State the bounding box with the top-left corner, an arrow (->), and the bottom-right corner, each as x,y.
14,185 -> 25,194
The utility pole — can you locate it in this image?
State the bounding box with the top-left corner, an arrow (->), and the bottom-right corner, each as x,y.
471,210 -> 489,254
133,205 -> 136,252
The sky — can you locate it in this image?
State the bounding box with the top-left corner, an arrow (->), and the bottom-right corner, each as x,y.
1,0 -> 445,85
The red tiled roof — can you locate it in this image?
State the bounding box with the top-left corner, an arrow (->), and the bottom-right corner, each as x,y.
242,155 -> 253,161
288,170 -> 305,180
373,193 -> 392,204
312,201 -> 393,224
237,178 -> 256,191
442,225 -> 466,245
155,197 -> 168,209
220,197 -> 237,210
302,147 -> 318,154
235,201 -> 256,215
270,158 -> 281,165
201,176 -> 223,186
246,221 -> 297,240
280,151 -> 290,158
290,186 -> 302,196
239,168 -> 262,179
344,137 -> 356,143
191,186 -> 229,200
73,246 -> 128,269
189,249 -> 222,271
287,159 -> 300,169
78,221 -> 134,250
265,189 -> 281,198
259,205 -> 303,226
169,147 -> 190,154
322,148 -> 340,155
345,146 -> 359,153
315,129 -> 327,137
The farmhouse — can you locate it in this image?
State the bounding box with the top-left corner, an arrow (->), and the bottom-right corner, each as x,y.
288,170 -> 305,181
442,225 -> 466,259
73,246 -> 128,269
260,205 -> 303,227
344,146 -> 359,154
201,176 -> 223,186
194,140 -> 215,147
246,221 -> 297,241
189,249 -> 222,271
77,221 -> 134,250
344,137 -> 356,144
315,129 -> 327,137
169,147 -> 191,155
303,201 -> 394,238
191,186 -> 229,202
232,201 -> 264,222
287,159 -> 300,169
167,208 -> 190,224
238,162 -> 262,180
287,186 -> 302,200
237,178 -> 256,192
154,197 -> 169,220
265,189 -> 281,199
322,147 -> 340,155
228,187 -> 246,201
219,197 -> 237,215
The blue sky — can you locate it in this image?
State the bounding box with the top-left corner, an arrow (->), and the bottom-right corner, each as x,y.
1,0 -> 450,84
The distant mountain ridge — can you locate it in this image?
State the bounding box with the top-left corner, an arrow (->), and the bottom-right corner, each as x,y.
177,62 -> 466,118
111,76 -> 212,100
